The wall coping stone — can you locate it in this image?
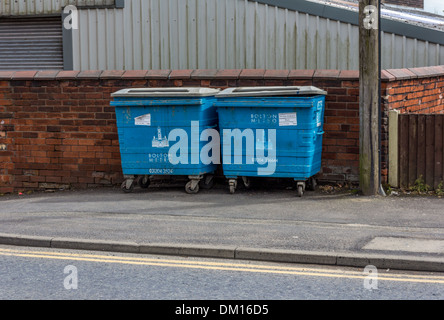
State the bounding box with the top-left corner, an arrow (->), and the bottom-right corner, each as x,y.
2,67 -> 443,82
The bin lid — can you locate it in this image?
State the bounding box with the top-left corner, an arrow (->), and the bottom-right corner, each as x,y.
111,87 -> 220,98
216,86 -> 327,98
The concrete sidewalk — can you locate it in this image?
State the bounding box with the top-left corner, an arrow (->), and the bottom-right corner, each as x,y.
1,181 -> 444,272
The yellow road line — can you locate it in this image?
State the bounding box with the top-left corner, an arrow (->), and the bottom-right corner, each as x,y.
1,248 -> 444,284
2,247 -> 444,280
0,247 -> 438,279
0,247 -> 364,275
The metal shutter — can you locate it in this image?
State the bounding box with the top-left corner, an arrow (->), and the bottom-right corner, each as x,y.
0,17 -> 63,70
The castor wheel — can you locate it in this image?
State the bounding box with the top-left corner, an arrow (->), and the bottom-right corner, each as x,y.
138,175 -> 150,189
199,175 -> 214,190
228,179 -> 237,194
295,181 -> 306,197
297,185 -> 304,197
121,179 -> 135,193
307,177 -> 317,191
242,177 -> 251,189
185,180 -> 200,194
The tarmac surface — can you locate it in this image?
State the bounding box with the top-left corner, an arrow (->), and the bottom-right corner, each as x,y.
1,179 -> 444,272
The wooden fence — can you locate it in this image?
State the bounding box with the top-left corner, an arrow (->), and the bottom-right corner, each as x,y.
389,112 -> 444,190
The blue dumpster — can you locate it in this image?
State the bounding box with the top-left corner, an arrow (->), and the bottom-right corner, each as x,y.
111,87 -> 220,194
215,86 -> 327,196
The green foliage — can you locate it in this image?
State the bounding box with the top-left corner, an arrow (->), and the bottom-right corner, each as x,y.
410,176 -> 431,194
436,181 -> 444,196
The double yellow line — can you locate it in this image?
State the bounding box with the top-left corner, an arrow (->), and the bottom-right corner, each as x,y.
1,247 -> 444,284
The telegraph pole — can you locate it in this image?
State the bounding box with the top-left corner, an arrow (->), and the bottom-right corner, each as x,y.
359,0 -> 382,196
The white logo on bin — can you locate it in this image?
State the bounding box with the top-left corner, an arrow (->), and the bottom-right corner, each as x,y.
250,113 -> 278,125
152,127 -> 169,148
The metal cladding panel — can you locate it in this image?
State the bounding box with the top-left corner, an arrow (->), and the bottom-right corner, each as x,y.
0,0 -> 116,16
0,17 -> 63,70
71,0 -> 444,71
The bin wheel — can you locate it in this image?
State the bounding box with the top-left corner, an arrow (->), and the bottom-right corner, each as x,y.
228,179 -> 237,194
138,175 -> 150,189
307,177 -> 317,191
242,177 -> 251,189
121,180 -> 135,193
297,185 -> 304,197
185,181 -> 200,194
200,175 -> 214,190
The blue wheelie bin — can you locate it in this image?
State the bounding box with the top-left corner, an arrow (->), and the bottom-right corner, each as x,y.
215,86 -> 327,196
111,87 -> 220,194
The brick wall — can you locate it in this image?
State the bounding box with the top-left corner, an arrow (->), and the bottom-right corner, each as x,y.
0,67 -> 443,194
381,66 -> 444,184
384,0 -> 424,8
383,67 -> 444,114
0,79 -> 13,193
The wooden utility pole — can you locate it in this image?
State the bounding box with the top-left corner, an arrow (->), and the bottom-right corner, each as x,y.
359,0 -> 381,195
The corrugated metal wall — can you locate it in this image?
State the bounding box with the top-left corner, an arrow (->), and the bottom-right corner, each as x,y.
1,0 -> 443,70
70,0 -> 444,71
0,0 -> 115,15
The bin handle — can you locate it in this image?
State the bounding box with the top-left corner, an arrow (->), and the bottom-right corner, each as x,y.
313,131 -> 324,141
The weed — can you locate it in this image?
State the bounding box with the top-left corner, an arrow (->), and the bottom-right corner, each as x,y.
436,181 -> 444,196
410,176 -> 431,194
384,184 -> 392,196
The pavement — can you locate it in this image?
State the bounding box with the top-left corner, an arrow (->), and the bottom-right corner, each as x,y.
1,178 -> 444,273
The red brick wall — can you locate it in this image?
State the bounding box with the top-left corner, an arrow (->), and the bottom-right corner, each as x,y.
0,79 -> 13,193
384,0 -> 424,9
383,67 -> 444,114
0,70 -> 123,194
0,67 -> 443,194
380,66 -> 444,183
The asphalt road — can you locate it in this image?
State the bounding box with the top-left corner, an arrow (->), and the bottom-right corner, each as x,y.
1,246 -> 444,301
